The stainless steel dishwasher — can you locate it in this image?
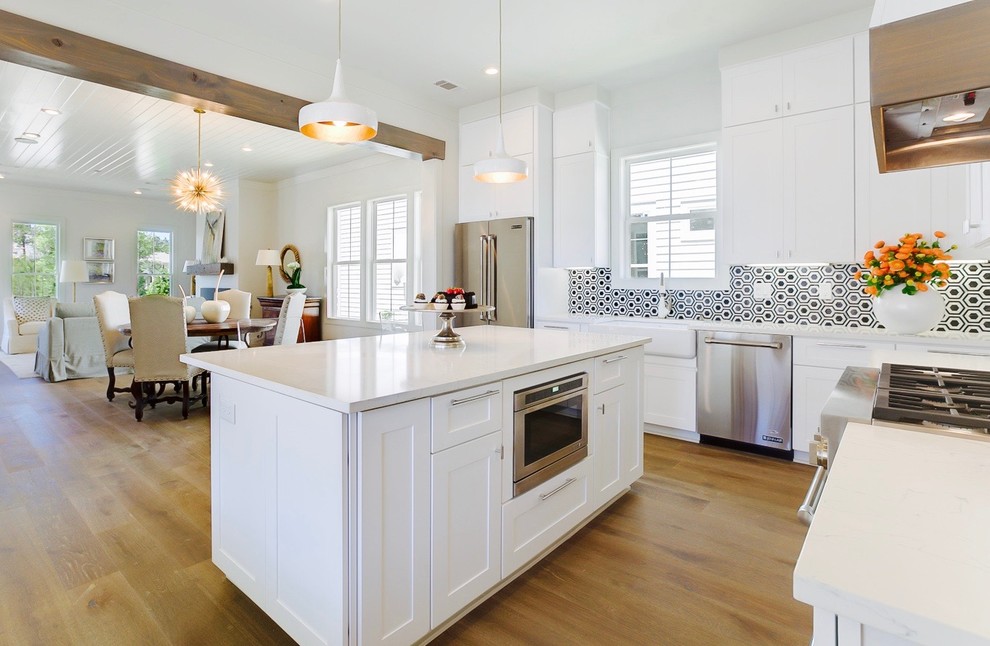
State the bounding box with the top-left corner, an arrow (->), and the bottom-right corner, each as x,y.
696,330 -> 793,459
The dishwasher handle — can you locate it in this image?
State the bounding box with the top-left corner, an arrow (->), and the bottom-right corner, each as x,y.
797,466 -> 827,526
703,337 -> 783,350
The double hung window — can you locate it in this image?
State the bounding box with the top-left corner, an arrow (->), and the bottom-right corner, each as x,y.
330,194 -> 414,324
11,222 -> 58,296
137,230 -> 172,295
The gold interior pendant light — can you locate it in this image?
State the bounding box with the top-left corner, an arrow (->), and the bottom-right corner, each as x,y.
299,0 -> 378,143
171,108 -> 223,214
474,0 -> 528,184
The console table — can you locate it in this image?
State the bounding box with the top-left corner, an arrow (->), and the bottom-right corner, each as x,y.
257,295 -> 322,345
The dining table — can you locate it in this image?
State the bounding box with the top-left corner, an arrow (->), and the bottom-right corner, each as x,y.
118,318 -> 278,349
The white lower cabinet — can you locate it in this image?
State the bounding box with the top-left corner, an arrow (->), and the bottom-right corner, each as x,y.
430,431 -> 502,628
592,381 -> 642,507
792,364 -> 845,459
358,400 -> 432,646
501,458 -> 593,577
643,355 -> 696,433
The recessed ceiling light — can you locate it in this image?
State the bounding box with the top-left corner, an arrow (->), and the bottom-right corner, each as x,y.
204,161 -> 214,167
484,66 -> 499,76
241,146 -> 253,152
942,111 -> 976,123
0,173 -> 5,179
40,107 -> 61,115
14,135 -> 39,144
133,189 -> 144,195
21,132 -> 40,139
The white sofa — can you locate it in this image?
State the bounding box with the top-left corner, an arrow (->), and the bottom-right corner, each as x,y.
2,296 -> 55,355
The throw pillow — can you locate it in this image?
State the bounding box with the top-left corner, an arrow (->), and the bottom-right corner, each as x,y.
12,296 -> 52,326
56,302 -> 96,318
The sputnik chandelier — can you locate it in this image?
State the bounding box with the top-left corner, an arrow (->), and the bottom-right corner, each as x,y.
171,108 -> 223,214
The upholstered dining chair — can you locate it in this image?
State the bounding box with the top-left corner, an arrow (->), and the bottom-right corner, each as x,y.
195,289 -> 254,351
273,293 -> 306,345
127,295 -> 208,421
93,290 -> 134,402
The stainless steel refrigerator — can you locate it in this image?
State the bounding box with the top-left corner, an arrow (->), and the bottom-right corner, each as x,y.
454,217 -> 534,328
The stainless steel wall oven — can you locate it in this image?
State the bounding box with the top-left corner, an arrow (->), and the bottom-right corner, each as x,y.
513,373 -> 589,496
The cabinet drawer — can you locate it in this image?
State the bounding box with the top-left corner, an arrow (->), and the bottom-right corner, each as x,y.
535,320 -> 582,332
501,458 -> 591,577
793,337 -> 896,369
431,382 -> 502,453
593,348 -> 639,394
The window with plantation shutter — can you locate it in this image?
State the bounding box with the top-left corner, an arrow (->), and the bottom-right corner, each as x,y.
329,194 -> 414,324
624,146 -> 717,280
332,204 -> 362,320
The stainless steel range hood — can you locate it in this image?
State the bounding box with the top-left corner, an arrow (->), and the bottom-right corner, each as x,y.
870,1 -> 990,172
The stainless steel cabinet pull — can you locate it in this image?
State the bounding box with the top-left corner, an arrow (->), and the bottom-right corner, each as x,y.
449,389 -> 500,407
602,355 -> 627,364
704,337 -> 783,350
797,466 -> 827,526
543,325 -> 570,330
539,477 -> 577,501
815,342 -> 866,349
496,445 -> 504,459
786,101 -> 791,110
599,404 -> 605,414
927,349 -> 990,357
774,103 -> 779,113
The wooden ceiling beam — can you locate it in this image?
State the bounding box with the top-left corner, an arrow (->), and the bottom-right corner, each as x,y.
0,9 -> 445,161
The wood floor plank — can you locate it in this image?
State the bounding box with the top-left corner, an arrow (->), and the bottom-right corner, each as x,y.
63,572 -> 172,646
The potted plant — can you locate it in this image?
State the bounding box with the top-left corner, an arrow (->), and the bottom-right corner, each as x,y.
286,261 -> 306,295
855,231 -> 955,334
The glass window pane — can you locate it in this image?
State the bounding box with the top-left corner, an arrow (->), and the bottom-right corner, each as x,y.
136,230 -> 172,295
11,222 -> 58,296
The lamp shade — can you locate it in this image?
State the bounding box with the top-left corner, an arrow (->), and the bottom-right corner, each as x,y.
256,249 -> 281,266
299,60 -> 378,143
60,260 -> 88,283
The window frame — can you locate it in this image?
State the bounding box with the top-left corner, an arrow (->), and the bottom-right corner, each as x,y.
11,221 -> 59,298
135,228 -> 174,296
610,133 -> 729,291
328,192 -> 416,326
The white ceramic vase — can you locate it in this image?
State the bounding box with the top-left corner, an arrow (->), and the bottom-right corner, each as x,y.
183,305 -> 196,324
872,287 -> 945,334
201,299 -> 230,323
286,287 -> 306,295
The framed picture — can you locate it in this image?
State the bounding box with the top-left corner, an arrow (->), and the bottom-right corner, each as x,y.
201,211 -> 225,264
84,237 -> 114,261
86,261 -> 114,284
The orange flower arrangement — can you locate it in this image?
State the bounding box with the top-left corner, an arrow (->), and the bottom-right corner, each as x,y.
855,232 -> 955,297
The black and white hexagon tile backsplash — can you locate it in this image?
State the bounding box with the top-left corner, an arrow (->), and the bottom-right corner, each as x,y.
568,264 -> 990,333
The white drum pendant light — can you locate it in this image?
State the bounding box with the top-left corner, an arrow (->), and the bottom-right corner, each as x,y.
299,0 -> 378,143
474,0 -> 528,184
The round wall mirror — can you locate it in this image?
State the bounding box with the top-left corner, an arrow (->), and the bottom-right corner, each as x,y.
279,244 -> 301,283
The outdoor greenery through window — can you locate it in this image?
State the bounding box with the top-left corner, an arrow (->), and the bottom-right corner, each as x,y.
11,222 -> 58,297
330,195 -> 412,325
625,146 -> 717,280
137,230 -> 172,296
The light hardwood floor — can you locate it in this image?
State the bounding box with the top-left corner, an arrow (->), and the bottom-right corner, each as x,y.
0,363 -> 814,645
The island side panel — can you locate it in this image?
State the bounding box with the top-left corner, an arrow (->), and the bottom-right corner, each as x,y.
210,374 -> 348,646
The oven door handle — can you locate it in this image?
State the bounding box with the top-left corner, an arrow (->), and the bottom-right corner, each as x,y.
797,466 -> 827,526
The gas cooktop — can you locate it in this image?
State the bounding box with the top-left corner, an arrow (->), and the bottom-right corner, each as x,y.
873,364 -> 990,432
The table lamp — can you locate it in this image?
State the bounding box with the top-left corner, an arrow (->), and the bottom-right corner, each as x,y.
256,249 -> 281,297
60,260 -> 88,303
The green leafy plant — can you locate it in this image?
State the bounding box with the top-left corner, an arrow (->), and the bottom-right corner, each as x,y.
286,261 -> 305,289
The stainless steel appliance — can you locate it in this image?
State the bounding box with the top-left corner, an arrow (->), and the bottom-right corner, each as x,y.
512,373 -> 589,496
798,362 -> 990,525
454,217 -> 533,329
696,330 -> 793,458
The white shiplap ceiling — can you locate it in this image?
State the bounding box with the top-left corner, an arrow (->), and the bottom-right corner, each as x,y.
0,0 -> 875,199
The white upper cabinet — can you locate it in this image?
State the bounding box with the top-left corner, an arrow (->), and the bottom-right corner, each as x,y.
722,37 -> 854,127
552,102 -> 609,157
460,107 -> 534,165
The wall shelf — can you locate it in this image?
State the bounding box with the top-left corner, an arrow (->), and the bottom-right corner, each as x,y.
184,262 -> 234,275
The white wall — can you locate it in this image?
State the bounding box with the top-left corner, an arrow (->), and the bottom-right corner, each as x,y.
275,154 -> 429,339
0,182 -> 197,304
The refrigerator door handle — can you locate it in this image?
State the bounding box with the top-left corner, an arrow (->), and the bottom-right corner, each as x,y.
479,235 -> 489,314
488,234 -> 497,322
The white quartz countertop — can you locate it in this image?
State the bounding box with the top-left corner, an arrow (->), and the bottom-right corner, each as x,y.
182,326 -> 648,413
794,422 -> 990,645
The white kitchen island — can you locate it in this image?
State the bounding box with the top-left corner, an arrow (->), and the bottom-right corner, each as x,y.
182,326 -> 646,646
794,422 -> 990,646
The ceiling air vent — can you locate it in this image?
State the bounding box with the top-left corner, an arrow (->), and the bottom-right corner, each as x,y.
434,80 -> 459,91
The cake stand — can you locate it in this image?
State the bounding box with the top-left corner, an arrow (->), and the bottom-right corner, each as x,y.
400,305 -> 495,347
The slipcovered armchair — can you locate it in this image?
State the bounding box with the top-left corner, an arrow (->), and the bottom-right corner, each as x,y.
35,302 -> 106,382
2,296 -> 55,355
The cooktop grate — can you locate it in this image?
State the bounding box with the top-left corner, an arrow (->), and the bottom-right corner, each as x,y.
873,364 -> 990,432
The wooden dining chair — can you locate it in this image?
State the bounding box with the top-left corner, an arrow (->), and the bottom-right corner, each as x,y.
93,290 -> 134,401
273,293 -> 306,345
127,295 -> 208,421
